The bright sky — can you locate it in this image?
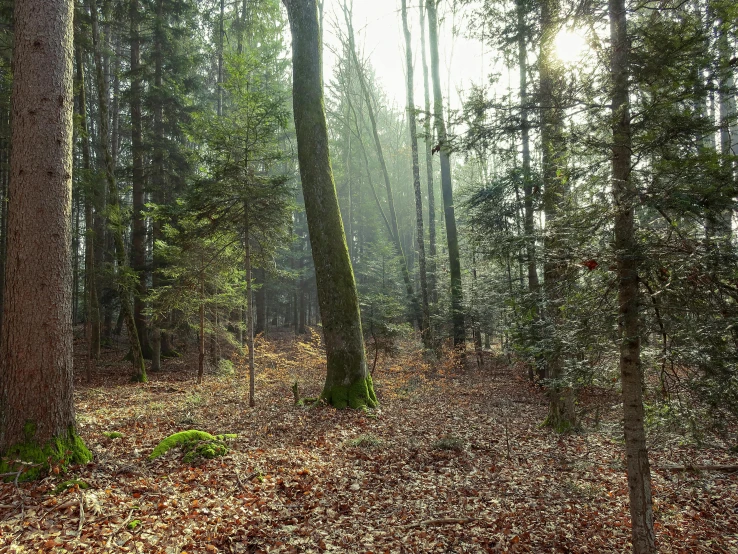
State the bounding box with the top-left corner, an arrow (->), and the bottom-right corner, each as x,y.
321,0 -> 487,115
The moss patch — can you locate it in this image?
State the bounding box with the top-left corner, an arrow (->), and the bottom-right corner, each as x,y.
321,374 -> 378,409
127,519 -> 142,530
149,430 -> 236,462
53,479 -> 90,495
104,431 -> 124,439
0,427 -> 92,482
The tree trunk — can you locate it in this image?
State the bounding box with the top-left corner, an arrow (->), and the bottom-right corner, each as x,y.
401,0 -> 431,348
342,2 -> 422,332
91,0 -> 146,381
426,0 -> 465,349
130,0 -> 150,359
246,211 -> 255,407
516,0 -> 540,332
0,0 -> 91,468
419,2 -> 437,306
255,267 -> 266,335
198,262 -> 205,384
610,0 -> 656,550
540,0 -> 576,431
75,40 -> 101,380
283,0 -> 376,409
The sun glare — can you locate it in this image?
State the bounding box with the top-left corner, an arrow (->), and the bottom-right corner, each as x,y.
553,28 -> 589,66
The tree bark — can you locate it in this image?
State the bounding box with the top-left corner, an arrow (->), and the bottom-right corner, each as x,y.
401,0 -> 431,348
283,0 -> 376,409
0,0 -> 91,465
610,0 -> 656,551
426,0 -> 465,349
245,210 -> 255,407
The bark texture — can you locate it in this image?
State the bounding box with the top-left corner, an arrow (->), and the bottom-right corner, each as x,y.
610,0 -> 656,551
0,0 -> 90,464
283,0 -> 376,409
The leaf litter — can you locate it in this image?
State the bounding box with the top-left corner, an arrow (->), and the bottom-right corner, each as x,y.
1,330 -> 737,553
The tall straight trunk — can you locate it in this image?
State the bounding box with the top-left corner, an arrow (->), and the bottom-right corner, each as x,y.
245,211 -> 255,407
110,34 -> 121,168
540,0 -> 575,430
0,100 -> 8,337
426,0 -> 465,349
283,0 -> 376,409
516,0 -> 539,316
91,0 -> 146,381
75,43 -> 101,377
130,0 -> 149,358
342,2 -> 422,331
0,0 -> 91,464
401,0 -> 431,347
419,3 -> 437,306
255,267 -> 266,335
198,260 -> 205,384
716,12 -> 737,237
610,0 -> 656,551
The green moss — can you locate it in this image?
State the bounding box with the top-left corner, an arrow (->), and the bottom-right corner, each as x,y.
345,434 -> 383,448
431,435 -> 465,451
321,375 -> 378,409
148,430 -> 236,461
127,519 -> 142,530
104,431 -> 124,439
0,427 -> 92,482
53,479 -> 90,495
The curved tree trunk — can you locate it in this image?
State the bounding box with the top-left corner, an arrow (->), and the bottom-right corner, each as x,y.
283,0 -> 376,409
0,0 -> 91,467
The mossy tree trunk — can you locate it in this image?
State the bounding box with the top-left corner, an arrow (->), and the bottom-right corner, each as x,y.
610,0 -> 656,550
283,0 -> 376,409
426,0 -> 465,350
0,0 -> 91,468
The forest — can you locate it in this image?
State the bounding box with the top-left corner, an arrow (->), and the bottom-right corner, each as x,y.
0,0 -> 737,552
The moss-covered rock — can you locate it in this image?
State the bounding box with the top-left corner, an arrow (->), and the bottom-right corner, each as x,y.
0,427 -> 92,482
148,430 -> 236,462
104,431 -> 124,439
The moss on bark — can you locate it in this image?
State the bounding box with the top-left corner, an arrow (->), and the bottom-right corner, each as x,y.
0,427 -> 92,482
321,374 -> 377,410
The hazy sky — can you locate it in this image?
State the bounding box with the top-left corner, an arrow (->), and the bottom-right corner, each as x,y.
321,0 -> 487,114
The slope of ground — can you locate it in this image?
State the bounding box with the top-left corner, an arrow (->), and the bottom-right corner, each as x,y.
1,330 -> 737,553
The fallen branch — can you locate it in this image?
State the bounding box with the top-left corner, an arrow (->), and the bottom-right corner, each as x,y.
105,508 -> 135,549
662,464 -> 738,473
77,491 -> 85,535
405,517 -> 478,529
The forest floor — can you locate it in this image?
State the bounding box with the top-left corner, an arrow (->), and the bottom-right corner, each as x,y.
1,329 -> 738,554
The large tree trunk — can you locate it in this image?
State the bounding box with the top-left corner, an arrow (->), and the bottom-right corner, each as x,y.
283,0 -> 376,409
130,0 -> 150,359
0,0 -> 91,469
426,0 -> 465,350
401,0 -> 431,348
610,0 -> 656,551
91,0 -> 146,382
540,0 -> 576,431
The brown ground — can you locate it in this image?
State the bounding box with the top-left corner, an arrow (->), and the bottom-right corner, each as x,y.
1,329 -> 737,553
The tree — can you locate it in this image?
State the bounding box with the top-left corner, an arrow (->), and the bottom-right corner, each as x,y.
610,0 -> 656,550
0,0 -> 91,474
283,0 -> 376,409
401,0 -> 431,347
426,0 -> 465,349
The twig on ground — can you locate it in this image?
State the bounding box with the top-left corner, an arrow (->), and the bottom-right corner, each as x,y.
105,508 -> 135,549
77,491 -> 85,535
662,464 -> 738,473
